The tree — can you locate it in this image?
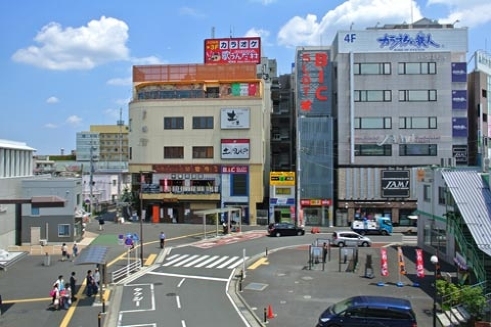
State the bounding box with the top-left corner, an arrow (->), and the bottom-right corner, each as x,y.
436,279 -> 487,320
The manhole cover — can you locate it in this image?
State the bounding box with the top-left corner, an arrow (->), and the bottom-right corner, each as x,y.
244,282 -> 268,291
166,292 -> 177,297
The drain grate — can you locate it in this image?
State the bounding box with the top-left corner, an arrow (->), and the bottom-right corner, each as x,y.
244,282 -> 268,291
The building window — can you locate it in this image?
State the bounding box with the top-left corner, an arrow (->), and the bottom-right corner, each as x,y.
354,117 -> 392,129
354,63 -> 391,75
193,117 -> 214,129
399,117 -> 437,129
399,90 -> 437,102
423,184 -> 431,202
438,186 -> 446,205
192,146 -> 213,158
164,147 -> 184,159
483,89 -> 488,98
164,117 -> 184,129
354,144 -> 392,156
31,207 -> 40,216
399,144 -> 437,156
58,224 -> 70,237
398,62 -> 436,75
231,174 -> 247,196
354,90 -> 392,102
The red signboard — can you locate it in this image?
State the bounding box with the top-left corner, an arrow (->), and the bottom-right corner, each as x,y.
204,37 -> 261,64
300,199 -> 332,207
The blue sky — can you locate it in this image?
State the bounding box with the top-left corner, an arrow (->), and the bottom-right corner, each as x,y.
1,0 -> 490,155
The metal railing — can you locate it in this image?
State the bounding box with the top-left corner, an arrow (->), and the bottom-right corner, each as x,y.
111,259 -> 142,283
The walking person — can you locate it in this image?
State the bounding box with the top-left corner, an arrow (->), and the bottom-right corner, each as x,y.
93,267 -> 101,287
322,242 -> 328,264
98,217 -> 105,231
69,272 -> 77,302
72,242 -> 78,262
85,270 -> 94,297
61,243 -> 69,261
50,283 -> 60,310
159,231 -> 166,249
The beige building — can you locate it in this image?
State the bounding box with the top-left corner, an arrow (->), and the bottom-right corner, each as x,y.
89,125 -> 129,162
128,63 -> 271,225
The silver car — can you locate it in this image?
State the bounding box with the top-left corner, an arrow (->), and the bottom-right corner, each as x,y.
331,231 -> 372,247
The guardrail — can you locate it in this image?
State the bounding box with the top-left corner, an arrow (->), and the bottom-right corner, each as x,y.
111,259 -> 142,283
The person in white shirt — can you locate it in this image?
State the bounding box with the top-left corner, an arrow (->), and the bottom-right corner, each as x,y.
93,267 -> 101,286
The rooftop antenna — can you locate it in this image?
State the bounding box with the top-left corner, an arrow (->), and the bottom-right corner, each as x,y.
230,26 -> 233,38
211,26 -> 215,39
350,22 -> 354,30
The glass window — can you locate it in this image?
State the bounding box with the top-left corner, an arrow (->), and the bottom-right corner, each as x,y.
31,207 -> 40,216
164,117 -> 184,129
192,116 -> 214,129
399,62 -> 437,75
400,117 -> 437,129
354,90 -> 391,102
399,90 -> 437,102
424,184 -> 431,201
231,174 -> 247,196
355,117 -> 391,129
355,144 -> 392,156
399,144 -> 437,156
58,224 -> 70,237
354,63 -> 391,75
192,146 -> 213,158
164,146 -> 184,159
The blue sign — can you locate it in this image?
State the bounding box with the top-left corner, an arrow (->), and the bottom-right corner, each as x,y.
452,62 -> 467,83
377,32 -> 441,50
452,117 -> 468,137
452,90 -> 467,110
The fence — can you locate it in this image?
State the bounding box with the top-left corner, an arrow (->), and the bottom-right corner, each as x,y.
111,259 -> 142,283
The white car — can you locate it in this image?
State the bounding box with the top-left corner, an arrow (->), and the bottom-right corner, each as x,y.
331,231 -> 372,247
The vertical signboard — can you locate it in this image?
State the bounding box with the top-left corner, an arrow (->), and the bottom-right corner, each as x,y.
451,62 -> 467,83
452,117 -> 468,137
452,145 -> 468,165
451,90 -> 467,110
296,49 -> 332,116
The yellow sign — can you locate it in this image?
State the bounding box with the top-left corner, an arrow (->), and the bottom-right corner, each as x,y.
270,171 -> 295,186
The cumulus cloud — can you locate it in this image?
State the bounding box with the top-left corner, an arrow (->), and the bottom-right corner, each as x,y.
46,96 -> 59,104
12,16 -> 130,70
277,0 -> 421,47
66,115 -> 82,126
245,28 -> 271,46
249,0 -> 277,5
276,0 -> 491,47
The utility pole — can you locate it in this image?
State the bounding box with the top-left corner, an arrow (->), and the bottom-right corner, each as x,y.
117,108 -> 124,201
89,145 -> 94,217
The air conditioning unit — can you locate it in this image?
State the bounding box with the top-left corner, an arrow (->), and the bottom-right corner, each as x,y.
39,239 -> 47,246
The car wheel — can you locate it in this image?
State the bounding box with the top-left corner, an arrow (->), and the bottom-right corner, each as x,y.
361,242 -> 370,247
360,230 -> 366,236
297,230 -> 303,236
275,232 -> 281,237
381,230 -> 388,236
338,242 -> 345,247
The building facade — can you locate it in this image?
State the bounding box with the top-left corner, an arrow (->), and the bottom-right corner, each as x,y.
128,63 -> 271,225
331,18 -> 468,226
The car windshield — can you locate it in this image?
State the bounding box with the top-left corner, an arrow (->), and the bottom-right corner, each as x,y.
331,298 -> 352,314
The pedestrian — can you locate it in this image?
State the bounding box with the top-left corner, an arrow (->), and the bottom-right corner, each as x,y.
159,231 -> 166,249
54,275 -> 65,291
85,270 -> 94,297
98,217 -> 105,231
62,283 -> 72,309
69,272 -> 77,302
61,243 -> 69,261
72,242 -> 78,261
322,242 -> 328,263
50,283 -> 60,310
93,267 -> 101,287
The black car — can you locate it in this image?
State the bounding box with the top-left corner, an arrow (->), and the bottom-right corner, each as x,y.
268,223 -> 305,237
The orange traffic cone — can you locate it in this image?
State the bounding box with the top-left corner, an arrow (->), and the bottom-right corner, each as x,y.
267,304 -> 276,319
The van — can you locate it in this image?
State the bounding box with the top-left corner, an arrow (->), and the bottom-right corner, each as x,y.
316,295 -> 417,327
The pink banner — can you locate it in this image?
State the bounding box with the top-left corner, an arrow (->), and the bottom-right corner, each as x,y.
398,246 -> 407,275
416,249 -> 425,278
380,248 -> 389,277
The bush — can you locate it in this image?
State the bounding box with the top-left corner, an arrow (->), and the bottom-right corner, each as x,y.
436,279 -> 487,320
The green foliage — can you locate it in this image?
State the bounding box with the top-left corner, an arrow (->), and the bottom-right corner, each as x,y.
436,279 -> 487,319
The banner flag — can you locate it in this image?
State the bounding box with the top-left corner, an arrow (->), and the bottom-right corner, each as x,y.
398,246 -> 407,275
380,247 -> 389,277
416,249 -> 425,278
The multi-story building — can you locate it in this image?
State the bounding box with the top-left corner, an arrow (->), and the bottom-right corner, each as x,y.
468,50 -> 491,167
293,46 -> 335,227
128,63 -> 271,224
331,18 -> 468,226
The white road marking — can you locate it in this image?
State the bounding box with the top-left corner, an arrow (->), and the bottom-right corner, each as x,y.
147,271 -> 229,282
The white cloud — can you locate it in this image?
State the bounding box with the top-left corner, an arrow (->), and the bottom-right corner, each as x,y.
277,0 -> 421,47
115,97 -> 131,106
12,16 -> 130,70
46,96 -> 59,104
107,77 -> 131,86
426,0 -> 491,27
245,28 -> 271,46
44,123 -> 58,129
66,115 -> 82,126
249,0 -> 277,5
131,56 -> 166,65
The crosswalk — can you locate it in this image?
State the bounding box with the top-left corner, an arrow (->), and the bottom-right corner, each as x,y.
162,253 -> 249,270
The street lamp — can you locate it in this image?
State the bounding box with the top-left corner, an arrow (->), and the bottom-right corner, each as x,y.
430,255 -> 439,327
139,171 -> 144,265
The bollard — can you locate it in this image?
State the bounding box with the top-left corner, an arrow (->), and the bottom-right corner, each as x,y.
98,312 -> 102,327
102,298 -> 106,313
265,247 -> 268,257
264,307 -> 267,323
239,278 -> 243,292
